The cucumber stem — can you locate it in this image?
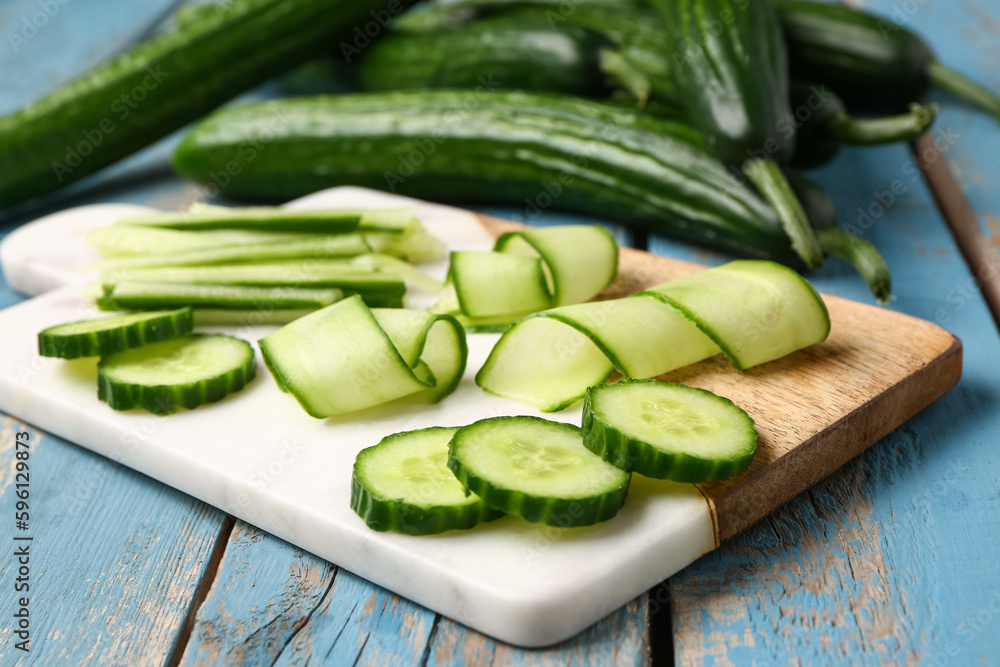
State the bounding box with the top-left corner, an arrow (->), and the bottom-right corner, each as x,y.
826,103 -> 938,146
817,228 -> 892,304
742,158 -> 825,269
927,60 -> 1000,120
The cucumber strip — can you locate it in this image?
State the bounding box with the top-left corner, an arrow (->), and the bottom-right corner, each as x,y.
447,416 -> 630,527
351,426 -> 503,534
494,225 -> 619,307
258,295 -> 466,417
192,309 -> 319,326
350,254 -> 444,293
98,334 -> 256,414
86,226 -> 327,258
93,235 -> 373,270
116,204 -> 370,232
38,308 -> 193,359
477,260 -> 829,411
98,282 -> 346,311
434,225 -> 618,324
582,380 -> 758,482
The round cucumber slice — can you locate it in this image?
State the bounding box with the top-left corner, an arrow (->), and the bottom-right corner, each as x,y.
98,334 -> 256,414
448,416 -> 630,527
351,426 -> 504,535
582,380 -> 758,482
38,308 -> 193,359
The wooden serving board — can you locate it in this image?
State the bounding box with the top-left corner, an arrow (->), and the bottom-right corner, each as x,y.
0,187 -> 961,647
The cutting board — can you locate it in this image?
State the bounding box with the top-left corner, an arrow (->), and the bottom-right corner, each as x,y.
0,187 -> 962,647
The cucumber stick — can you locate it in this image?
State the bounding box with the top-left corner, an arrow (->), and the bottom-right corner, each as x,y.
259,295 -> 467,417
352,427 -> 503,534
98,282 -> 347,311
582,380 -> 758,482
447,416 -> 630,527
38,308 -> 193,359
477,260 -> 830,411
98,334 -> 256,414
0,0 -> 419,208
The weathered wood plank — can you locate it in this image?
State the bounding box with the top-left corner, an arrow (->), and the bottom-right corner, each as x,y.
0,414 -> 228,665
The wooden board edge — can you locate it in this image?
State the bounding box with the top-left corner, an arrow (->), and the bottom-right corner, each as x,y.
705,334 -> 962,542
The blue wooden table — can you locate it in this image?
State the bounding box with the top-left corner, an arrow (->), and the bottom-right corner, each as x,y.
1,1 -> 999,664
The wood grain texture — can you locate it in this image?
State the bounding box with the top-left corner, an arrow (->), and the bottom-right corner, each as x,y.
178,520 -> 650,666
0,414 -> 228,666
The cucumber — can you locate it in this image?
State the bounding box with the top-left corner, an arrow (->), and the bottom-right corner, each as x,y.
582,380 -> 758,482
117,205 -> 368,232
351,426 -> 504,534
95,235 -> 373,270
172,92 -> 796,262
98,334 -> 256,414
259,295 -> 467,417
0,0 -> 420,208
38,308 -> 193,359
477,259 -> 830,411
98,282 -> 347,311
447,416 -> 630,527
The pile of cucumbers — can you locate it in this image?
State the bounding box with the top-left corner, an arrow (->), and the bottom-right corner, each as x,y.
3,0 -> 999,300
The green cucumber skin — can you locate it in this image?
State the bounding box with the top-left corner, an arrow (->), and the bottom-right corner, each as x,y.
174,92 -> 794,261
446,417 -> 630,527
653,0 -> 794,167
360,12 -> 611,96
776,0 -> 933,114
97,335 -> 256,415
38,308 -> 193,359
581,382 -> 756,482
0,0 -> 417,209
350,476 -> 504,534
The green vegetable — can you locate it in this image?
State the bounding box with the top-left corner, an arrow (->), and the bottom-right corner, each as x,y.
432,225 -> 619,326
351,427 -> 504,534
38,308 -> 193,359
97,282 -> 349,311
582,380 -> 758,482
653,0 -> 822,269
0,0 -> 418,209
173,91 -> 796,262
259,295 -> 467,417
447,416 -> 631,527
476,260 -> 830,411
98,334 -> 256,414
778,0 -> 1000,120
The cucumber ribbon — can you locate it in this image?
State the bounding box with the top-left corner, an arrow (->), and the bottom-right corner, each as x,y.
430,225 -> 619,328
260,295 -> 467,417
476,260 -> 831,411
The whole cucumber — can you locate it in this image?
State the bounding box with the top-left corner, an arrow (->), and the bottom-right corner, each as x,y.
172,91 -> 794,261
0,0 -> 415,210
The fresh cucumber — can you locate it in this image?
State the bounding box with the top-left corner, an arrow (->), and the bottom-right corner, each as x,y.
259,295 -> 467,417
38,308 -> 193,359
582,380 -> 758,482
0,0 -> 419,208
477,259 -> 830,411
172,91 -> 796,262
98,282 -> 347,311
447,416 -> 630,527
351,426 -> 504,534
98,334 -> 256,414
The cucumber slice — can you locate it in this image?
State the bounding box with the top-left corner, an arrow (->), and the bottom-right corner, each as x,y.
86,226 -> 322,258
95,235 -> 372,270
259,295 -> 466,417
97,334 -> 256,414
447,416 -> 630,527
582,380 -> 758,482
477,259 -> 830,411
38,308 -> 193,359
451,251 -> 551,318
116,204 -> 368,232
98,282 -> 347,311
191,309 -> 319,326
351,426 -> 503,535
